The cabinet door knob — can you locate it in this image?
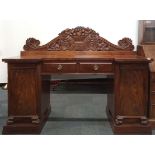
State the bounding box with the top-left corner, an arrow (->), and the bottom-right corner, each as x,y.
57,64 -> 63,70
93,64 -> 99,71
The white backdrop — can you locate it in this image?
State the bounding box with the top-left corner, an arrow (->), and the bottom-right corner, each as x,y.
0,0 -> 154,83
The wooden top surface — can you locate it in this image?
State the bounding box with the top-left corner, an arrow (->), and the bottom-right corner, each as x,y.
2,51 -> 150,63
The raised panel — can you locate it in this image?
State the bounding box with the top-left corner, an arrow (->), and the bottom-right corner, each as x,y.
118,66 -> 148,116
8,66 -> 38,116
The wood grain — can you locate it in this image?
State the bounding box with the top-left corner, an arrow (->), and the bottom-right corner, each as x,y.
2,27 -> 152,134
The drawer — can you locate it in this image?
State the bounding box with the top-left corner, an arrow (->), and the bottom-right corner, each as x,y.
79,63 -> 113,73
42,63 -> 77,73
150,105 -> 155,118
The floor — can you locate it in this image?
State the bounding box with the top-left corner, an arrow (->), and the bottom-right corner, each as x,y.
0,88 -> 154,135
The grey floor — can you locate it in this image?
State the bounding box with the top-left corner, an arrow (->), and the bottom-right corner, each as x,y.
0,88 -> 154,135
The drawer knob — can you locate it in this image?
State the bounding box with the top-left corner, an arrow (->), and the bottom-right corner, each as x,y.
93,64 -> 99,71
57,64 -> 63,70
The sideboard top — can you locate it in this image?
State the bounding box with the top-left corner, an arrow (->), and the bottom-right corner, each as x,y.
3,27 -> 151,63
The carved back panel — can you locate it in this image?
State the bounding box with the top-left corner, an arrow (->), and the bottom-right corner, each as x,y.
23,26 -> 134,51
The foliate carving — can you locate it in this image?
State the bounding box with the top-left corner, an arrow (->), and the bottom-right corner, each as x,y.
23,27 -> 134,51
118,38 -> 134,51
23,38 -> 41,51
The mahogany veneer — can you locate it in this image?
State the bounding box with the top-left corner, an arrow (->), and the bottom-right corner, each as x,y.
2,27 -> 152,134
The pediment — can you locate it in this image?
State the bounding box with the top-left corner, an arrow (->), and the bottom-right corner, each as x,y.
23,26 -> 134,51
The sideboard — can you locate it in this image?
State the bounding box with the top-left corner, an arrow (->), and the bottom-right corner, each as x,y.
2,27 -> 152,134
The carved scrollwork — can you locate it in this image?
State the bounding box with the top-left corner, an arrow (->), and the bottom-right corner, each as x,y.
118,38 -> 134,51
23,38 -> 41,51
23,27 -> 134,51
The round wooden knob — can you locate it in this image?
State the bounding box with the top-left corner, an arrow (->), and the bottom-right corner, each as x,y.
93,64 -> 99,71
57,64 -> 63,70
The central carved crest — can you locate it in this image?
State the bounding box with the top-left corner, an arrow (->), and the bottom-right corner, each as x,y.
23,26 -> 134,51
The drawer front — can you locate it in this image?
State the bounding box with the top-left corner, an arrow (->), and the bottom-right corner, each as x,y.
42,63 -> 77,73
79,63 -> 113,73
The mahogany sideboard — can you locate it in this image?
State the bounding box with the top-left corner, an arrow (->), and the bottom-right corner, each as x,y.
2,27 -> 152,134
